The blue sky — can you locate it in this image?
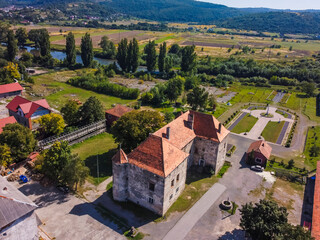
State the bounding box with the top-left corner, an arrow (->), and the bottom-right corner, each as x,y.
200,0 -> 320,10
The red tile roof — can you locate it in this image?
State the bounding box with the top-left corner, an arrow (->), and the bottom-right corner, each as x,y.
106,105 -> 133,118
115,111 -> 228,177
127,135 -> 189,177
312,161 -> 320,240
112,149 -> 128,164
0,116 -> 16,134
6,96 -> 50,118
0,83 -> 23,95
247,140 -> 272,159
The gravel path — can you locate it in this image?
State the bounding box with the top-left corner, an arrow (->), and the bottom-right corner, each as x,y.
273,92 -> 285,103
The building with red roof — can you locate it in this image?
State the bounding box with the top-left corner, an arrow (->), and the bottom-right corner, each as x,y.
312,161 -> 320,240
0,82 -> 23,99
246,140 -> 272,167
6,96 -> 51,130
0,116 -> 17,134
112,111 -> 229,215
105,105 -> 133,127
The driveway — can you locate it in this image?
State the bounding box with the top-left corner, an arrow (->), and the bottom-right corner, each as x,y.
12,181 -> 125,240
184,134 -> 274,240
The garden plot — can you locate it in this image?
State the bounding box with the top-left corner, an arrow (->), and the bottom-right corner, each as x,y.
273,92 -> 286,103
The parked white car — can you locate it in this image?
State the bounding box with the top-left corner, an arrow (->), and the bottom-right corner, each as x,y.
251,165 -> 264,172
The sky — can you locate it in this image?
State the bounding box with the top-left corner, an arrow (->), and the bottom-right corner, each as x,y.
200,0 -> 320,10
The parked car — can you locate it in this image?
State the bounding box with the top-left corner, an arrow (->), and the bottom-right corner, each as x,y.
251,165 -> 264,172
19,175 -> 29,183
56,185 -> 70,194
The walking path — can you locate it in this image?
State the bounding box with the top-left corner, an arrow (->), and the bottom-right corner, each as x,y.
162,183 -> 226,240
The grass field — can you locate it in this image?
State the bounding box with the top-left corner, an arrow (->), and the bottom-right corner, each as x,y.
261,121 -> 285,143
71,133 -> 117,185
30,71 -> 133,110
231,114 -> 258,134
304,127 -> 320,169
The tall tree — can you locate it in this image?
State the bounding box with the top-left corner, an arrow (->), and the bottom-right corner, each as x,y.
0,22 -> 9,43
78,96 -> 104,126
158,42 -> 167,73
111,110 -> 164,152
81,33 -> 93,67
99,36 -> 116,59
144,40 -> 157,72
301,81 -> 316,97
181,45 -> 197,73
164,55 -> 173,74
39,29 -> 51,57
165,76 -> 185,102
129,38 -> 139,73
117,38 -> 128,72
60,100 -> 80,126
15,28 -> 28,48
187,86 -> 209,110
65,32 -> 76,67
0,123 -> 36,161
6,30 -> 18,62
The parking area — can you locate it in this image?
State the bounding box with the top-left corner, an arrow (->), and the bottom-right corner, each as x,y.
11,181 -> 125,240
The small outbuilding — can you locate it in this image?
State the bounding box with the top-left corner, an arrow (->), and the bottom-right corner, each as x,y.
105,104 -> 133,127
246,140 -> 272,167
0,82 -> 23,99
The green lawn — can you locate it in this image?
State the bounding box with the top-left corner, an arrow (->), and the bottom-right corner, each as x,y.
30,71 -> 133,110
304,127 -> 320,169
71,133 -> 118,185
231,114 -> 258,134
261,121 -> 285,143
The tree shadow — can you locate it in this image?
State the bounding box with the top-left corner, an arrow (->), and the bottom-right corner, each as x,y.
84,148 -> 117,179
296,94 -> 309,99
218,228 -> 246,240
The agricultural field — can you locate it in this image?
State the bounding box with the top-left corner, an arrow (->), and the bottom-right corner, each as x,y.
261,121 -> 285,143
231,114 -> 258,134
28,70 -> 133,111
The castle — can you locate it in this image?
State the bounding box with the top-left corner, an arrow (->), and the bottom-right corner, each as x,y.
112,110 -> 229,216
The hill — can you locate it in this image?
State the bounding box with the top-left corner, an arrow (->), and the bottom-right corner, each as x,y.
216,12 -> 320,34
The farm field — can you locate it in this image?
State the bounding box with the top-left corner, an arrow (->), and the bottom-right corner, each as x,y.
71,133 -> 117,185
261,121 -> 285,143
29,70 -> 133,111
231,114 -> 258,134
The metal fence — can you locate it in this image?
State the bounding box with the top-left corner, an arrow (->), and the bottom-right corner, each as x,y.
38,120 -> 107,149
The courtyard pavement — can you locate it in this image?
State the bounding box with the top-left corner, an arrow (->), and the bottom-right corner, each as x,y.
241,106 -> 294,141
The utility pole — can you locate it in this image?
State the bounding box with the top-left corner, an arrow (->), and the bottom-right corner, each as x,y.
97,155 -> 99,184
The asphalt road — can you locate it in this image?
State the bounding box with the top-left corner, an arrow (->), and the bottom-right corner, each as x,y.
228,113 -> 247,131
276,121 -> 290,145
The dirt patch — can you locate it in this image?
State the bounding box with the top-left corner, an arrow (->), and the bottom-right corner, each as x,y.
182,41 -> 240,48
109,77 -> 165,92
0,99 -> 10,119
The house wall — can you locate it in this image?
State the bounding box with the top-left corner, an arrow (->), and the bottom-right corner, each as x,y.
247,152 -> 267,167
162,158 -> 188,215
30,108 -> 51,119
127,165 -> 165,215
193,137 -> 219,170
105,113 -> 119,127
112,162 -> 129,202
0,90 -> 22,99
9,110 -> 31,129
215,137 -> 228,174
181,139 -> 195,168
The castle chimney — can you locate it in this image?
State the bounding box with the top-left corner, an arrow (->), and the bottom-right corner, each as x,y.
218,123 -> 222,133
166,127 -> 170,140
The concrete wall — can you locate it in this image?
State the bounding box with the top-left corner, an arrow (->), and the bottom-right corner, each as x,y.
193,137 -> 219,169
162,158 -> 188,215
215,137 -> 228,174
127,165 -> 165,215
181,139 -> 195,168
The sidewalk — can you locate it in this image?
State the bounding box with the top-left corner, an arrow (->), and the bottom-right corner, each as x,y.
162,183 -> 226,240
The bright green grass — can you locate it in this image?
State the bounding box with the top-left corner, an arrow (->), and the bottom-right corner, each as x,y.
229,84 -> 273,105
71,133 -> 117,185
231,114 -> 258,134
261,121 -> 285,143
303,127 -> 320,169
31,71 -> 132,110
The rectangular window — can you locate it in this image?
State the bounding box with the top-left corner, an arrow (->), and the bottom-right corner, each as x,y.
149,182 -> 155,191
176,174 -> 180,182
255,158 -> 262,164
169,194 -> 173,200
176,187 -> 179,193
171,179 -> 174,187
148,197 -> 154,204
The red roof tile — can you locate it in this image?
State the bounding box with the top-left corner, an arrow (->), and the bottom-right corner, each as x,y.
112,149 -> 128,164
247,140 -> 272,159
312,161 -> 320,240
127,135 -> 189,177
6,96 -> 50,118
106,105 -> 133,118
0,83 -> 23,95
0,116 -> 16,134
27,152 -> 40,162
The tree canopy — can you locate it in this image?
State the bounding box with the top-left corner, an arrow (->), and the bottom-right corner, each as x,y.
65,32 -> 76,67
38,113 -> 65,137
165,76 -> 185,102
81,33 -> 93,67
187,86 -> 209,110
0,144 -> 12,168
77,96 -> 104,126
60,100 -> 80,126
144,40 -> 157,72
111,110 -> 164,152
